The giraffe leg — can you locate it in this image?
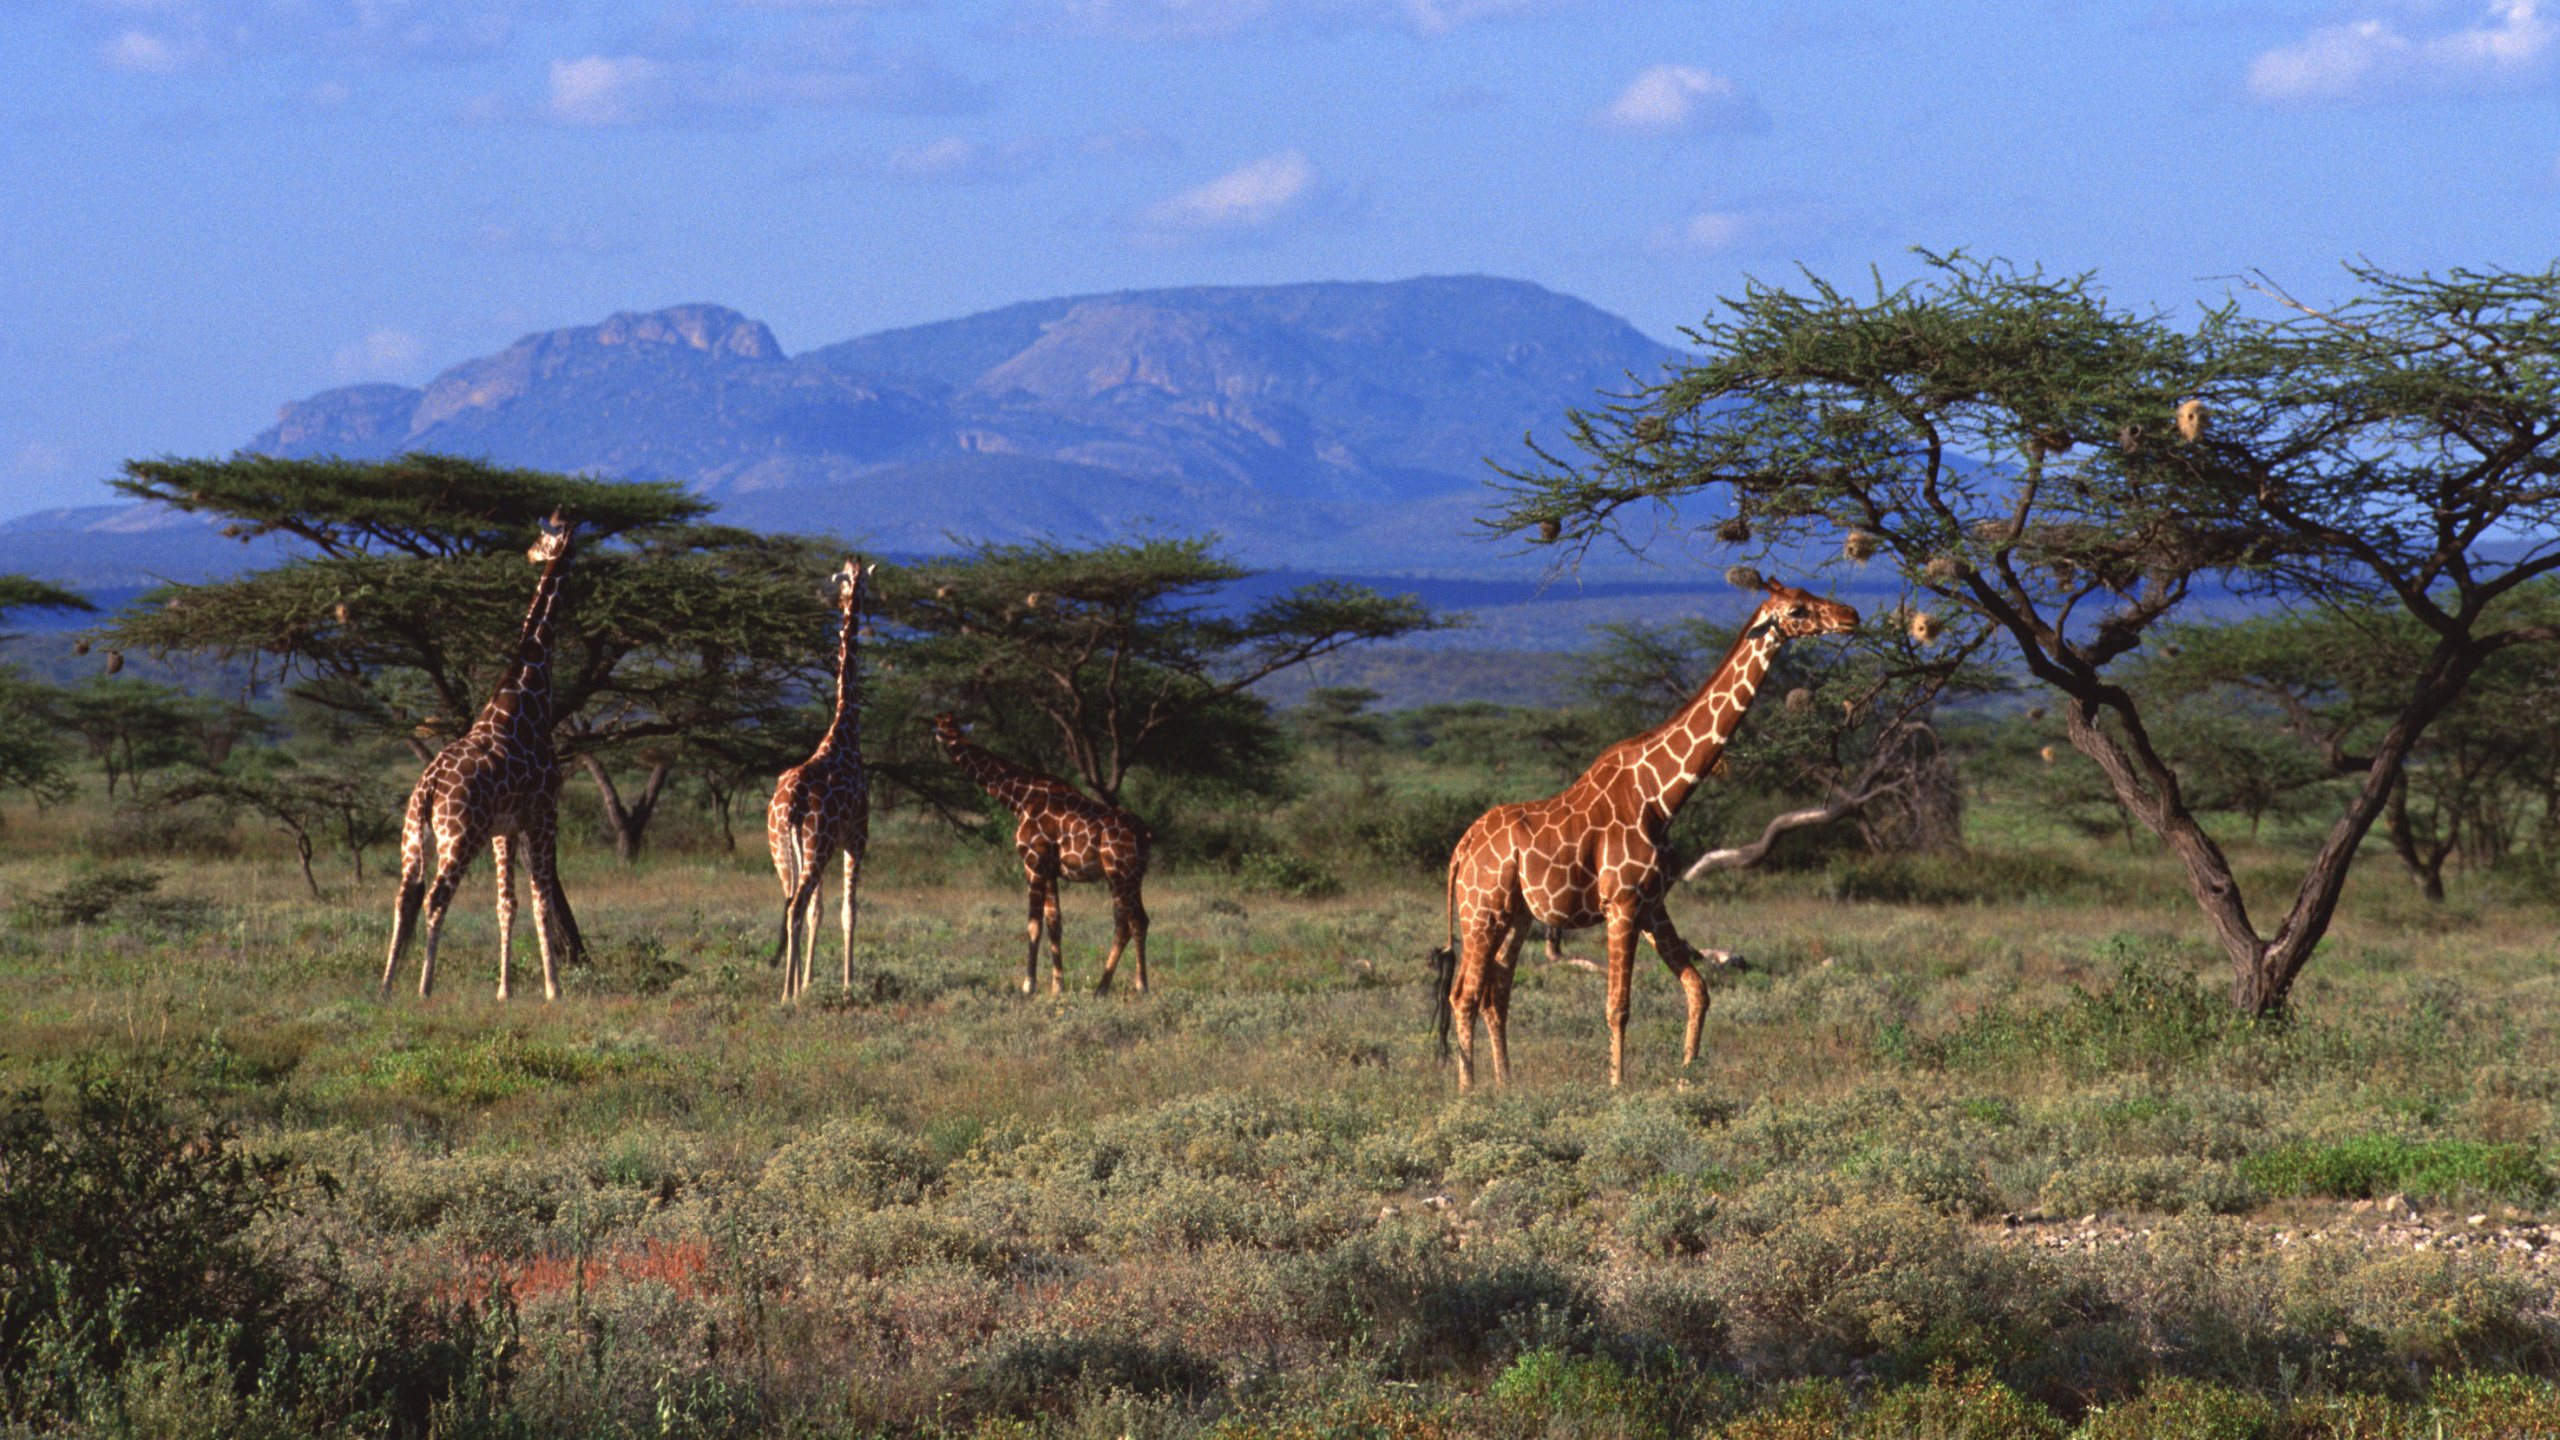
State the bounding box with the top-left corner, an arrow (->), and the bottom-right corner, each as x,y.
1485,910 -> 1526,1086
381,800 -> 433,998
413,825 -> 485,999
1126,880 -> 1150,993
523,810 -> 566,1002
839,835 -> 863,993
1020,860 -> 1052,995
1604,897 -> 1641,1087
1095,871 -> 1138,996
1042,884 -> 1066,995
492,833 -> 519,1002
1642,913 -> 1712,1068
1451,905 -> 1515,1091
784,837 -> 830,1001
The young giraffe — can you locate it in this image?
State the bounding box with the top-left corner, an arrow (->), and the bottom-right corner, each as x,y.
1434,578 -> 1860,1089
932,714 -> 1153,995
381,509 -> 579,1002
768,558 -> 875,1001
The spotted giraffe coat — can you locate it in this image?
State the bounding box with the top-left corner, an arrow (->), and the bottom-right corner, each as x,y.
933,713 -> 1154,995
769,559 -> 874,1000
1435,579 -> 1861,1089
381,510 -> 579,1002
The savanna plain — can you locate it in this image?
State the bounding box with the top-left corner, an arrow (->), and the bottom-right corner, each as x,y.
4,724 -> 2559,1440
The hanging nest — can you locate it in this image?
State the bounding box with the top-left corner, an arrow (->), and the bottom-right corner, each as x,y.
1714,516 -> 1752,545
1907,611 -> 1943,646
1784,687 -> 1813,713
103,651 -> 124,675
1843,531 -> 1877,563
2040,745 -> 2060,764
333,602 -> 352,626
1724,565 -> 1766,591
1537,518 -> 1562,543
2026,705 -> 2047,721
1924,555 -> 1967,582
2174,399 -> 2209,444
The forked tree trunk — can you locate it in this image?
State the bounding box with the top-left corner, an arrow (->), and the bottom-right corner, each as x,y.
580,754 -> 675,865
2058,651 -> 2474,1018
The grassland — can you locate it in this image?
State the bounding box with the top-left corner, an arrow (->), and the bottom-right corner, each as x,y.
2,761 -> 2558,1438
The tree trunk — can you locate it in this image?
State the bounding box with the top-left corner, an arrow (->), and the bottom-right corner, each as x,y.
580,754 -> 674,865
2382,780 -> 2451,902
2057,646 -> 2474,1018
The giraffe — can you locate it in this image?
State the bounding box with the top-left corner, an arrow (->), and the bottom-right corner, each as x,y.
932,713 -> 1153,995
381,509 -> 578,1002
1433,578 -> 1860,1089
768,558 -> 875,1001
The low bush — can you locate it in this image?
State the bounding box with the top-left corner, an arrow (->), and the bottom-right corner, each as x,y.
2237,1135 -> 2555,1206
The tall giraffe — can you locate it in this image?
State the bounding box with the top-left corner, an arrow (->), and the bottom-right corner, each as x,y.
381,509 -> 579,1002
1434,578 -> 1859,1088
768,558 -> 875,1001
933,714 -> 1153,995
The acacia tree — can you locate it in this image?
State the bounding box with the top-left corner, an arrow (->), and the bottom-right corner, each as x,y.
1499,253 -> 2560,1017
2137,591 -> 2560,896
98,454 -> 840,863
871,537 -> 1449,808
0,578 -> 93,814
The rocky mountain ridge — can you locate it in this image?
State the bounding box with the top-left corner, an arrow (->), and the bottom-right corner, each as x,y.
247,276 -> 1682,566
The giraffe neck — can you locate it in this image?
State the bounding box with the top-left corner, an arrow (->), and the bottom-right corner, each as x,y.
1633,621 -> 1785,818
812,600 -> 863,763
474,545 -> 568,744
947,737 -> 1045,815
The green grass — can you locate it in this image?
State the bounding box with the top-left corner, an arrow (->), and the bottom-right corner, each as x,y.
2,772 -> 2559,1438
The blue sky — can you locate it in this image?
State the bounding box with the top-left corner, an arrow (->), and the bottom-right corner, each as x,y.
6,0 -> 2557,521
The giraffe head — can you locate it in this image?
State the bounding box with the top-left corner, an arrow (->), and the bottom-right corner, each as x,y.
833,557 -> 876,617
526,508 -> 574,566
1746,579 -> 1860,641
932,712 -> 966,752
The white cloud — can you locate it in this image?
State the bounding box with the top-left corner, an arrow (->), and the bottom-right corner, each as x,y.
883,136 -> 1049,182
1591,64 -> 1767,136
1650,193 -> 1860,254
2248,0 -> 2554,102
546,54 -> 676,126
332,327 -> 428,380
1013,0 -> 1569,41
11,442 -> 72,483
535,26 -> 989,128
1135,149 -> 1347,244
99,27 -> 201,74
1082,123 -> 1181,156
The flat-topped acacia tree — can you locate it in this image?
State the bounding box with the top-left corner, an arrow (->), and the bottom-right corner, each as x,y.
1497,253 -> 2560,1018
870,537 -> 1450,810
100,453 -> 841,865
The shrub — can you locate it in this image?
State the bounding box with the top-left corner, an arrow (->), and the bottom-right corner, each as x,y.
2237,1135 -> 2554,1206
2072,1378 -> 2272,1440
1850,1365 -> 2062,1439
760,1115 -> 945,1211
17,865 -> 165,926
1703,1196 -> 2087,1380
0,1077 -> 303,1421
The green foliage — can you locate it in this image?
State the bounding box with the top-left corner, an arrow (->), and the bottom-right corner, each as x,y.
2237,1135 -> 2554,1206
0,1075 -> 301,1425
2073,1379 -> 2273,1440
872,535 -> 1448,806
1494,251 -> 2560,1016
95,455 -> 842,860
1898,949 -> 2244,1079
16,864 -> 164,925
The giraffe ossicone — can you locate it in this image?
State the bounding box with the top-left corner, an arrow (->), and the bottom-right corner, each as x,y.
1433,578 -> 1860,1089
768,557 -> 875,1001
381,507 -> 581,1003
933,713 -> 1153,996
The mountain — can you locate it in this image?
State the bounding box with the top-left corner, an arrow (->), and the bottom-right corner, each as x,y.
249,277 -> 1682,567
